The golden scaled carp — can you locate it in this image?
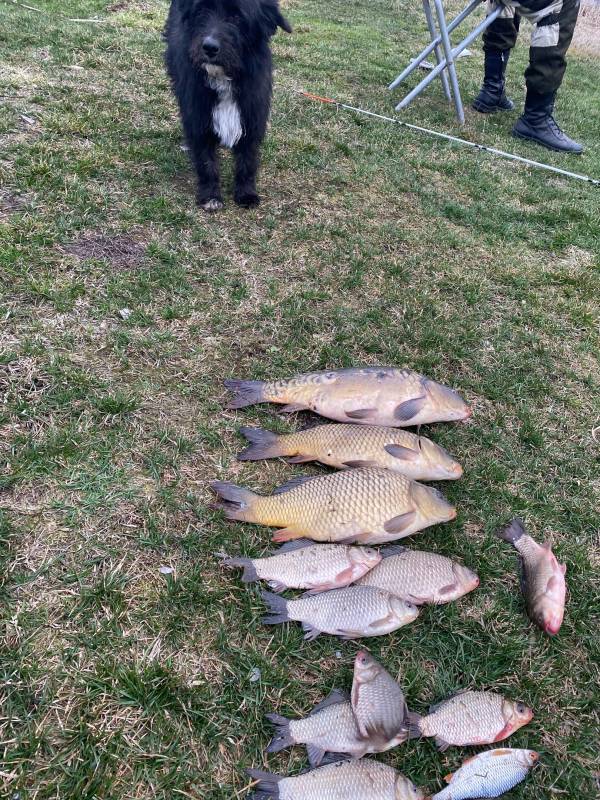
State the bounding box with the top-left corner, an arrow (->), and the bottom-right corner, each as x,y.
408,690 -> 533,751
225,366 -> 471,427
220,540 -> 381,593
352,650 -> 409,747
238,424 -> 463,481
431,748 -> 539,800
211,469 -> 456,545
248,758 -> 426,800
261,586 -> 419,640
356,545 -> 479,605
496,518 -> 566,635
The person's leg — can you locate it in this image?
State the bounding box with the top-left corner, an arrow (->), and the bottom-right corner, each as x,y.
513,0 -> 582,151
473,6 -> 520,113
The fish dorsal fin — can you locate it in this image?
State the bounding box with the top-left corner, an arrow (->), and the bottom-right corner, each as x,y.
443,772 -> 454,783
394,396 -> 426,422
379,545 -> 409,559
273,475 -> 319,495
384,443 -> 420,461
310,689 -> 350,715
274,539 -> 315,554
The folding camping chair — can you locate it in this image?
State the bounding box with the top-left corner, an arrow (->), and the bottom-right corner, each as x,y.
389,0 -> 504,124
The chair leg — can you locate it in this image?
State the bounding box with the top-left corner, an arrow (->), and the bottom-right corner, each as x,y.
432,0 -> 465,123
422,0 -> 452,102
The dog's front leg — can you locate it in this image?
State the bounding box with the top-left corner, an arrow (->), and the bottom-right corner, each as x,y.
233,136 -> 261,208
186,127 -> 223,211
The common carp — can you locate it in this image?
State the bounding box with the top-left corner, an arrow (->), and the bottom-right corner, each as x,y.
431,748 -> 539,800
226,366 -> 471,427
261,586 -> 419,639
496,519 -> 567,635
211,469 -> 456,545
220,540 -> 381,592
357,545 -> 479,605
408,690 -> 533,751
238,424 -> 463,481
248,758 -> 426,800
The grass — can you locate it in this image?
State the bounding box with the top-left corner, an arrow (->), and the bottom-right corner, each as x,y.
1,0 -> 599,797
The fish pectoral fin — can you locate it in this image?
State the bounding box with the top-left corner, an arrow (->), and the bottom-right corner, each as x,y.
306,743 -> 325,767
394,395 -> 426,422
285,454 -> 315,463
438,581 -> 458,597
319,752 -> 352,766
280,403 -> 308,413
343,460 -> 378,468
435,735 -> 451,752
367,612 -> 396,630
275,538 -> 314,554
384,443 -> 420,461
384,510 -> 417,534
272,527 -> 305,543
302,622 -> 322,640
345,408 -> 377,420
267,580 -> 288,593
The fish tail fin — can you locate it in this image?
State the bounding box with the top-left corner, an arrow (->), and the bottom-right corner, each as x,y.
211,481 -> 258,522
496,518 -> 526,546
225,379 -> 267,409
261,590 -> 289,625
246,769 -> 282,799
219,555 -> 258,584
238,427 -> 285,461
407,711 -> 423,739
265,713 -> 294,752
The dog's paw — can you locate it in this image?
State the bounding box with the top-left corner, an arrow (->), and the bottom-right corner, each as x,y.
234,189 -> 260,209
199,198 -> 224,212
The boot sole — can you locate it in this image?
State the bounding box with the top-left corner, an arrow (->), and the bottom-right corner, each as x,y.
512,129 -> 583,154
472,101 -> 514,114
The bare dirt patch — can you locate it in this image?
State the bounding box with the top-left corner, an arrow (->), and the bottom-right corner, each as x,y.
0,189 -> 29,219
62,232 -> 147,269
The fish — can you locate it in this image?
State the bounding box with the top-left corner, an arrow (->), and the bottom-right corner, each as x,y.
266,689 -> 399,766
356,545 -> 479,605
351,650 -> 409,746
238,424 -> 463,481
211,468 -> 456,545
261,586 -> 419,640
220,540 -> 381,593
431,748 -> 539,800
248,758 -> 426,800
225,366 -> 471,427
496,518 -> 566,635
408,690 -> 533,751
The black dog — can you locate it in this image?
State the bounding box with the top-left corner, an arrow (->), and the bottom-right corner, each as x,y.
164,0 -> 291,211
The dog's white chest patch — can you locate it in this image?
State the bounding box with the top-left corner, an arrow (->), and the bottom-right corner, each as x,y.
203,65 -> 243,149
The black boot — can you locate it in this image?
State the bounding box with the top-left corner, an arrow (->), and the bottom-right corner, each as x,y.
513,91 -> 583,153
472,50 -> 514,113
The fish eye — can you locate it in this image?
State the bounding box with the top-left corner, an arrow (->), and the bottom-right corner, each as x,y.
517,702 -> 526,713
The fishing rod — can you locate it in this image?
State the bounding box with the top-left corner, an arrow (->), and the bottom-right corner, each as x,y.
299,91 -> 600,187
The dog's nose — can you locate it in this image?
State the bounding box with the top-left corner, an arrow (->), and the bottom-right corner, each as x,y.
202,36 -> 220,58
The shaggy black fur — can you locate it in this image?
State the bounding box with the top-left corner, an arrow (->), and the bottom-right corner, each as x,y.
164,0 -> 291,210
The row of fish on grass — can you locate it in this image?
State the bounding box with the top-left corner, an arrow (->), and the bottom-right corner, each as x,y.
216,368 -> 472,639
212,367 -> 567,799
250,649 -> 539,799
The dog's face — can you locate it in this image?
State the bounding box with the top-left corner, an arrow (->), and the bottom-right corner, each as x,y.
185,0 -> 291,77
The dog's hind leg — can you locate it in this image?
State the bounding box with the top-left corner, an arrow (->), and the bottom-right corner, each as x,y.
184,122 -> 223,211
233,137 -> 261,208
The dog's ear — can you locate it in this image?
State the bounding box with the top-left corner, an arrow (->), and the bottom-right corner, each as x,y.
260,0 -> 292,35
